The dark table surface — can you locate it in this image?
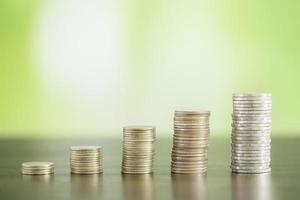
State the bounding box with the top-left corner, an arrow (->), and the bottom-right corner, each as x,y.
0,137 -> 299,200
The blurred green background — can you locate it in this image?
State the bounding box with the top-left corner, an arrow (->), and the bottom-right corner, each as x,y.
0,0 -> 299,138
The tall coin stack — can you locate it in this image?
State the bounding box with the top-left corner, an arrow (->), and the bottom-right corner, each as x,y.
231,93 -> 272,174
122,126 -> 156,174
171,111 -> 210,174
70,146 -> 103,174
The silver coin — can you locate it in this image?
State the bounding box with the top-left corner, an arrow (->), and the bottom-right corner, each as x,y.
232,126 -> 271,131
232,156 -> 271,160
232,124 -> 271,128
232,134 -> 271,139
233,96 -> 272,100
233,100 -> 272,104
231,163 -> 270,169
175,110 -> 210,116
232,150 -> 270,155
232,130 -> 272,134
232,118 -> 272,122
231,160 -> 271,165
231,134 -> 270,139
70,146 -> 102,151
171,165 -> 207,170
232,134 -> 270,139
174,123 -> 210,127
22,162 -> 54,169
232,155 -> 271,161
231,168 -> 271,174
233,107 -> 272,111
233,103 -> 272,107
171,169 -> 207,174
231,140 -> 270,145
233,93 -> 271,97
174,119 -> 209,123
123,126 -> 155,131
173,142 -> 209,147
172,155 -> 207,159
174,132 -> 210,137
232,120 -> 271,124
172,161 -> 207,165
232,147 -> 271,152
173,138 -> 208,142
172,152 -> 208,157
232,117 -> 272,122
232,149 -> 271,154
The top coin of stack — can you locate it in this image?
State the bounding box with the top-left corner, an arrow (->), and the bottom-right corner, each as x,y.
231,93 -> 272,174
171,111 -> 210,174
122,126 -> 156,174
22,161 -> 54,175
70,146 -> 103,174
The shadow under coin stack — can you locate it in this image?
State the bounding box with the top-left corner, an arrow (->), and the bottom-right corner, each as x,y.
122,126 -> 156,174
171,111 -> 210,174
22,162 -> 54,175
70,146 -> 103,174
231,93 -> 272,174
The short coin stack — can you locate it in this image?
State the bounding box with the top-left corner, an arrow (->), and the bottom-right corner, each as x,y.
231,93 -> 272,174
70,146 -> 103,174
171,111 -> 210,174
122,126 -> 156,174
22,162 -> 54,175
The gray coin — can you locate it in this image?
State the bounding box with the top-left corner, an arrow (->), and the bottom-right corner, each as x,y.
232,138 -> 271,143
233,93 -> 271,97
231,168 -> 271,174
22,162 -> 54,169
232,118 -> 272,122
123,126 -> 155,131
232,96 -> 272,100
233,103 -> 272,107
233,107 -> 272,111
232,134 -> 271,139
231,160 -> 271,165
232,147 -> 271,152
231,130 -> 271,135
232,120 -> 271,125
171,169 -> 207,174
232,126 -> 271,131
231,150 -> 270,155
175,110 -> 210,116
174,133 -> 210,137
70,146 -> 102,151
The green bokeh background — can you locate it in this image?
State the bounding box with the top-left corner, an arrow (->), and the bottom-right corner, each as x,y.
0,0 -> 299,138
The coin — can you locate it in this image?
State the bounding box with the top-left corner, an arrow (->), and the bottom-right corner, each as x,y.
22,162 -> 54,175
122,125 -> 155,174
171,110 -> 210,174
70,146 -> 103,174
231,93 -> 272,174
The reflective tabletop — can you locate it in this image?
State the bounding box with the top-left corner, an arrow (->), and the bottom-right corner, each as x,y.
0,138 -> 299,199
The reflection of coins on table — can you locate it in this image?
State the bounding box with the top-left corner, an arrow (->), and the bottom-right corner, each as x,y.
171,110 -> 210,174
122,126 -> 156,174
231,93 -> 272,174
70,146 -> 103,174
22,161 -> 54,175
172,174 -> 208,200
122,174 -> 153,200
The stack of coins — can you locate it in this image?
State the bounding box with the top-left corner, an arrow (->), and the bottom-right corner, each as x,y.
122,126 -> 156,174
22,162 -> 54,175
70,146 -> 103,174
171,111 -> 210,174
231,93 -> 272,174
